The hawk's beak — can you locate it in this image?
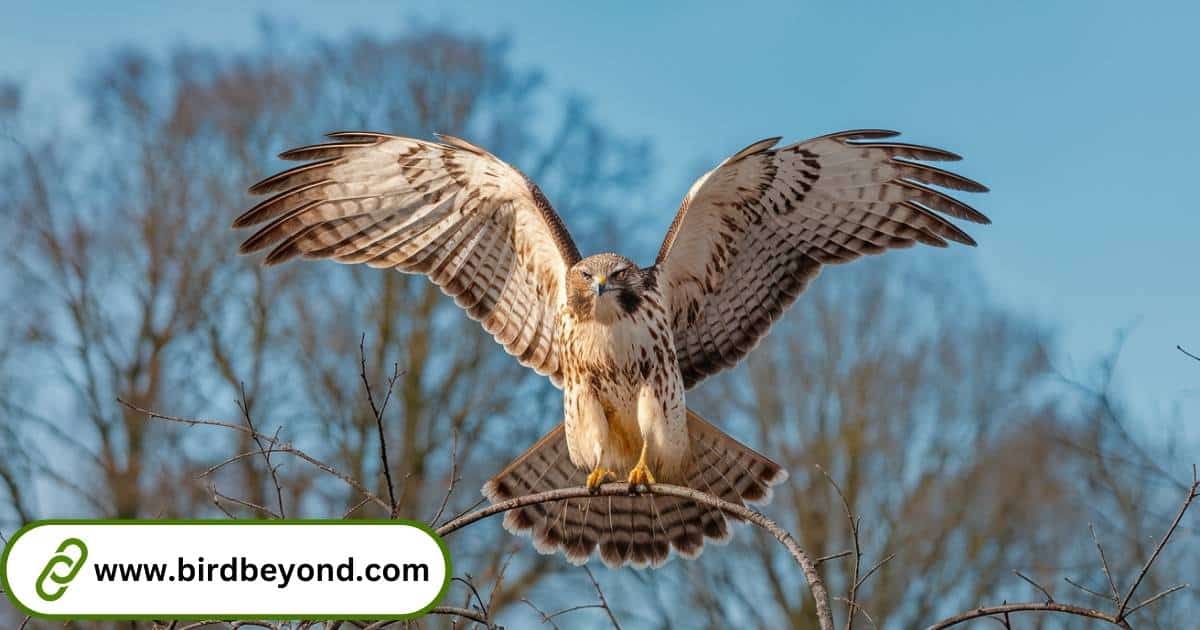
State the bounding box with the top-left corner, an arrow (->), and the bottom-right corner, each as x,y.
592,275 -> 607,296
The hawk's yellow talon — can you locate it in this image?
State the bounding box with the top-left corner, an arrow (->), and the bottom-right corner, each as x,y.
626,461 -> 655,491
586,466 -> 614,494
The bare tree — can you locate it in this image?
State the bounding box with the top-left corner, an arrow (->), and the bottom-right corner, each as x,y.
618,257 -> 1197,629
0,22 -> 648,627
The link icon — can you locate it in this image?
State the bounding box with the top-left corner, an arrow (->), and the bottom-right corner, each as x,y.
35,538 -> 89,602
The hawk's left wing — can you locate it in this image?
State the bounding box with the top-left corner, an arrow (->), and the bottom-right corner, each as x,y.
235,132 -> 581,386
655,130 -> 989,389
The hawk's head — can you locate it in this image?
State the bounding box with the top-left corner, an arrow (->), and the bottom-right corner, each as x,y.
568,253 -> 651,324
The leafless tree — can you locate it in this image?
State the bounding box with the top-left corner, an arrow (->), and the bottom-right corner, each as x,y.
0,21 -> 648,628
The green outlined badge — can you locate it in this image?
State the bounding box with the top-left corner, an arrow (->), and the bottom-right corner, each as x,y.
1,520 -> 451,620
35,538 -> 89,602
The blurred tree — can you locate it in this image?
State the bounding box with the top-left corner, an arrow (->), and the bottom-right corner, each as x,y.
0,22 -> 650,626
602,257 -> 1197,629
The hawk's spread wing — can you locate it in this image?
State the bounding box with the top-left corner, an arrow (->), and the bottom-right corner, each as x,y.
656,130 -> 989,389
236,132 -> 581,385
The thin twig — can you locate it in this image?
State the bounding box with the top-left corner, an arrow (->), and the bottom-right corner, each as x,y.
1013,570 -> 1054,603
856,553 -> 896,590
125,399 -> 392,513
1123,583 -> 1188,617
238,381 -> 285,519
1089,522 -> 1121,603
835,597 -> 879,630
360,334 -> 400,517
1178,345 -> 1200,362
1114,469 -> 1199,621
583,565 -> 622,630
520,598 -> 563,630
818,464 -> 863,630
205,482 -> 238,519
1064,576 -> 1113,602
816,550 -> 854,565
211,488 -> 283,520
343,495 -> 373,519
452,574 -> 489,623
120,398 -> 263,436
430,428 -> 460,526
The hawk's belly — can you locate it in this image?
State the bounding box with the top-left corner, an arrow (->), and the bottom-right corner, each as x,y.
558,304 -> 688,481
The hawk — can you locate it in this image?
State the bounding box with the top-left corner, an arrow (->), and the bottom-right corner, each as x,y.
236,129 -> 987,567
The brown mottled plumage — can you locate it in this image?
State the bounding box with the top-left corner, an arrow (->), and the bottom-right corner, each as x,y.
237,128 -> 988,567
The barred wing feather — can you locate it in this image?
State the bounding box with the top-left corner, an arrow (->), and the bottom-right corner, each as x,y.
236,132 -> 581,386
656,130 -> 989,389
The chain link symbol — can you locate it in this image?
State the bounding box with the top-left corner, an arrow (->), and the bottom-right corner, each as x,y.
35,538 -> 89,602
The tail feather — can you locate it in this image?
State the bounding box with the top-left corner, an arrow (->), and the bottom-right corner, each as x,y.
481,409 -> 786,568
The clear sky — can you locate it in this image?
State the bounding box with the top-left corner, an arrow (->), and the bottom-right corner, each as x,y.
3,1 -> 1197,429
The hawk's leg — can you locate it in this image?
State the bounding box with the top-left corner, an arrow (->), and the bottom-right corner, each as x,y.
586,466 -> 614,494
626,441 -> 656,493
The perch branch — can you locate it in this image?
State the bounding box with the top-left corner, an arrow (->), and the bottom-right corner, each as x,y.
436,481 -> 834,630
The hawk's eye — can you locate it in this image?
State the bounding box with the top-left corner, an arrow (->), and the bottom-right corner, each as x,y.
579,269 -> 592,280
612,267 -> 628,278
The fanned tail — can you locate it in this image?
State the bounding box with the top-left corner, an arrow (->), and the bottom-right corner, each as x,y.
481,409 -> 786,568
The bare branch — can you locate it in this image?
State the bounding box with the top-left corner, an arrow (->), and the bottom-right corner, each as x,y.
856,553 -> 896,590
211,488 -> 282,520
1124,583 -> 1188,617
1114,470 -> 1199,621
1178,345 -> 1199,362
582,565 -> 622,630
521,598 -> 563,630
1090,522 -> 1121,603
927,602 -> 1130,629
360,334 -> 400,517
124,399 -> 392,513
816,550 -> 854,565
818,463 -> 871,630
427,606 -> 496,629
1013,570 -> 1054,603
237,382 -> 285,519
429,428 -> 459,526
933,467 -> 1199,629
1064,576 -> 1114,602
451,574 -> 489,622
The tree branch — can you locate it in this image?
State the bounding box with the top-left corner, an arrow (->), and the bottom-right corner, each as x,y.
927,602 -> 1130,629
1114,466 -> 1198,621
436,482 -> 835,630
930,467 -> 1199,629
359,334 -> 401,517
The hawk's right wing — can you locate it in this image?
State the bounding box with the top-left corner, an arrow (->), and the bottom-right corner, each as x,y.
655,130 -> 989,389
235,132 -> 581,386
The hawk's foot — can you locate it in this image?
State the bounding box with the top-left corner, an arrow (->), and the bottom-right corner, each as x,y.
626,461 -> 656,494
586,466 -> 614,494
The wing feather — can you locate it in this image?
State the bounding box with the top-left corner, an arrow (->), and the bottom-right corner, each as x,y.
237,134 -> 580,385
657,130 -> 988,389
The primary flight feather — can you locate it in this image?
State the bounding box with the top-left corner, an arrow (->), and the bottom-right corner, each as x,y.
237,128 -> 988,568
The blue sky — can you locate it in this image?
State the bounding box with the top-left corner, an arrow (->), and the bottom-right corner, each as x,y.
3,1 -> 1197,429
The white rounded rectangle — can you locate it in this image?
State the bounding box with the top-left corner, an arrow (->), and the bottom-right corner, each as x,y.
1,520 -> 451,620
